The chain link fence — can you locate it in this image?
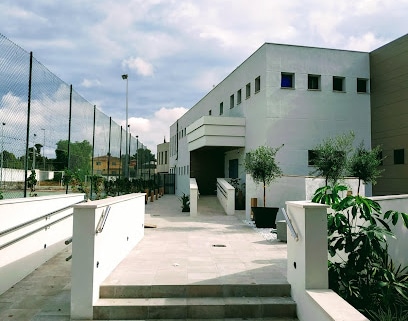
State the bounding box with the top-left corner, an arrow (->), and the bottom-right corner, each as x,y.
0,33 -> 150,200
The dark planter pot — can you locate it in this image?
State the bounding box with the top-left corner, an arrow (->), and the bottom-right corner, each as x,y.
251,207 -> 279,228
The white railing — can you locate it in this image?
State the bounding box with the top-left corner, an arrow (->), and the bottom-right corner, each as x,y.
0,193 -> 85,295
189,178 -> 198,215
286,201 -> 369,321
216,178 -> 235,215
70,193 -> 145,320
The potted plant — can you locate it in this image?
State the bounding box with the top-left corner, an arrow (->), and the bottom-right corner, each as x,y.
179,193 -> 190,212
245,145 -> 283,228
229,178 -> 245,210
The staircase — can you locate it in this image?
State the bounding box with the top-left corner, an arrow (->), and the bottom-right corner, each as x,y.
93,283 -> 297,320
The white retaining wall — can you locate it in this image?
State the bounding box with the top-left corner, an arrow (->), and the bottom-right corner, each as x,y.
70,193 -> 145,320
0,193 -> 85,295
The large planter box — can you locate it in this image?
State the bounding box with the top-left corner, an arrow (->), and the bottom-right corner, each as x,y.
252,207 -> 279,228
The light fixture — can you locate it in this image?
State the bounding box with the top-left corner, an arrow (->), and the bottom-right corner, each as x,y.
122,74 -> 129,178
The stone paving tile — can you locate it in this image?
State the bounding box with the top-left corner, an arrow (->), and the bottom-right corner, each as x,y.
0,195 -> 289,320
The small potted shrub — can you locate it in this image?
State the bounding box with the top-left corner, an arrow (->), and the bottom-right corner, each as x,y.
179,193 -> 190,212
245,145 -> 283,228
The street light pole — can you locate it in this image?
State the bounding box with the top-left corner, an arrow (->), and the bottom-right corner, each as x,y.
41,128 -> 45,171
121,74 -> 129,179
1,122 -> 5,188
136,135 -> 139,178
32,133 -> 37,170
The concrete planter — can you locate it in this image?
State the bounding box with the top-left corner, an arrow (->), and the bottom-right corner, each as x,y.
252,207 -> 279,228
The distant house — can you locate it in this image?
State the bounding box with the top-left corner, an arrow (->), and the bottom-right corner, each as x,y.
93,155 -> 121,177
156,142 -> 169,174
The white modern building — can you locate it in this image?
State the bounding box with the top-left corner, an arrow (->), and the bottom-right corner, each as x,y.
170,43 -> 371,210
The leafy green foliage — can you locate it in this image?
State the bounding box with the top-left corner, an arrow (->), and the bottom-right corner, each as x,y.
179,193 -> 190,212
311,131 -> 354,186
327,194 -> 408,316
348,142 -> 384,195
311,184 -> 348,205
55,140 -> 92,174
244,145 -> 283,207
27,170 -> 37,196
311,133 -> 408,319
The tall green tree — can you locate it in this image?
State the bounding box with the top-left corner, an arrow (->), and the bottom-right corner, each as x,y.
54,140 -> 92,176
132,148 -> 156,175
310,131 -> 355,186
348,142 -> 384,195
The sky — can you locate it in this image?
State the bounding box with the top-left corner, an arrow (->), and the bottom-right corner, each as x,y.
1,0 -> 408,153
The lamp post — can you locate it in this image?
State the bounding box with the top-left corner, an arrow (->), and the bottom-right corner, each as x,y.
136,135 -> 139,178
1,122 -> 5,188
121,74 -> 129,179
32,133 -> 37,170
128,125 -> 131,178
41,128 -> 45,171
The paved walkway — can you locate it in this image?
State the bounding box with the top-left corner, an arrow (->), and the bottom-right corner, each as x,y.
0,194 -> 288,320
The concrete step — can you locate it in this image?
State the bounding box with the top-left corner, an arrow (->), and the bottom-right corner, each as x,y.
78,317 -> 299,321
99,283 -> 292,299
94,296 -> 296,319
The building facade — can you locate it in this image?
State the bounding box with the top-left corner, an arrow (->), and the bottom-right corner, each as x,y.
170,43 -> 372,199
370,34 -> 408,195
156,142 -> 170,174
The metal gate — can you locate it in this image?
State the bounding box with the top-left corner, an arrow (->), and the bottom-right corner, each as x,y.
158,173 -> 175,194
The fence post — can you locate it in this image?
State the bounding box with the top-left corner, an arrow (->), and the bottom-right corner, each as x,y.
24,52 -> 33,197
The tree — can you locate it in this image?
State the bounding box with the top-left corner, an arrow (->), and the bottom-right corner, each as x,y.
132,148 -> 156,178
244,145 -> 283,207
348,142 -> 384,195
54,140 -> 92,176
311,131 -> 355,186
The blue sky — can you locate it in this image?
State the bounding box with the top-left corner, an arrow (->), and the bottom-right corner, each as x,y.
1,0 -> 408,151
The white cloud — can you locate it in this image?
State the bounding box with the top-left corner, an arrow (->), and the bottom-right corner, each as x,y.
122,57 -> 154,77
126,107 -> 188,152
345,32 -> 384,52
81,78 -> 102,88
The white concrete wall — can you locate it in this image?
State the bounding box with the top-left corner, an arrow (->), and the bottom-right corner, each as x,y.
370,194 -> 408,267
70,193 -> 145,320
286,201 -> 369,321
189,178 -> 198,216
216,178 -> 235,215
245,175 -> 363,221
0,193 -> 85,295
170,43 -> 371,200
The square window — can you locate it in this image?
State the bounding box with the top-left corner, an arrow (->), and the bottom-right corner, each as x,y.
394,149 -> 404,164
255,76 -> 261,92
308,74 -> 320,90
230,94 -> 234,109
246,83 -> 251,98
333,76 -> 345,91
219,102 -> 223,115
308,150 -> 318,166
281,73 -> 294,88
237,89 -> 242,104
357,78 -> 368,93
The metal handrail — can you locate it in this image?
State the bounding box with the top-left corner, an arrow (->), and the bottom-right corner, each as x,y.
217,181 -> 227,198
282,208 -> 299,241
96,205 -> 111,233
0,212 -> 74,251
0,200 -> 85,237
